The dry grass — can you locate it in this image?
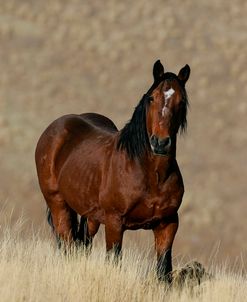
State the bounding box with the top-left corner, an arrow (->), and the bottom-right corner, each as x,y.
0,0 -> 247,268
0,220 -> 246,302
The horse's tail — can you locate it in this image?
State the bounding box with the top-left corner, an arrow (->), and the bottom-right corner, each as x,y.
46,207 -> 55,231
46,207 -> 62,248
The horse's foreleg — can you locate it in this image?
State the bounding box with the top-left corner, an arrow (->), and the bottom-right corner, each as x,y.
105,214 -> 123,262
153,213 -> 179,283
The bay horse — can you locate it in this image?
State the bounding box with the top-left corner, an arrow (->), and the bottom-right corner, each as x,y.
35,60 -> 190,283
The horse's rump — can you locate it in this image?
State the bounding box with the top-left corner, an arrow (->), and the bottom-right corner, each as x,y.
35,113 -> 118,197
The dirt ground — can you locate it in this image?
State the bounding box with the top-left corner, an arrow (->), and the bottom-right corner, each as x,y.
0,0 -> 246,265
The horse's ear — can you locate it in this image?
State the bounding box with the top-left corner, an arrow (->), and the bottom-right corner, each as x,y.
178,64 -> 190,84
153,60 -> 164,81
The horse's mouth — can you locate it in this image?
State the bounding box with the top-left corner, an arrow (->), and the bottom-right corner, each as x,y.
153,150 -> 170,157
151,145 -> 170,157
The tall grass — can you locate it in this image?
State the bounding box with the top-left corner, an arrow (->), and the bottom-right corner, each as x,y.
0,221 -> 246,302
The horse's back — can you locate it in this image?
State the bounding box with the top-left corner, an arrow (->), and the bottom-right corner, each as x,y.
35,113 -> 118,196
80,113 -> 118,133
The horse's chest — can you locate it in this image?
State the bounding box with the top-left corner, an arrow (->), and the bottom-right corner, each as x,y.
123,194 -> 179,230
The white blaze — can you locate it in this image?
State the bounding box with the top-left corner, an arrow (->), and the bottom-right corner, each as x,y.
162,88 -> 175,116
164,88 -> 175,100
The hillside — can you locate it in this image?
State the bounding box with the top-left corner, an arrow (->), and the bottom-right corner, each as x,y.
0,0 -> 247,264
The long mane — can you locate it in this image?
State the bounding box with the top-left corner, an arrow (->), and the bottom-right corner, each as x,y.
117,74 -> 189,159
117,94 -> 150,160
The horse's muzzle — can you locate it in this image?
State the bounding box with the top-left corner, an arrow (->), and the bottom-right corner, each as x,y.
150,135 -> 171,156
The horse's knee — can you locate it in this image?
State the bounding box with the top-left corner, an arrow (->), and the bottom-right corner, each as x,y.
49,203 -> 76,243
88,219 -> 100,237
53,217 -> 73,242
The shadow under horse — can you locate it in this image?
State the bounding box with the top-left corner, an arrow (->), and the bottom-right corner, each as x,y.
35,60 -> 190,283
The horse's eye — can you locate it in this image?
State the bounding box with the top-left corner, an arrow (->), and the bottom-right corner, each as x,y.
148,96 -> 154,102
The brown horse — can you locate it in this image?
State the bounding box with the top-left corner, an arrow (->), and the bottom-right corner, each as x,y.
35,60 -> 190,283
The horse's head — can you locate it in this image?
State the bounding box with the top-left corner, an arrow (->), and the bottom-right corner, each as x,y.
146,60 -> 190,156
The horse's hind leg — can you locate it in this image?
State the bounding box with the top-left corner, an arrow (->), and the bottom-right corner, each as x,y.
46,193 -> 78,248
77,217 -> 100,251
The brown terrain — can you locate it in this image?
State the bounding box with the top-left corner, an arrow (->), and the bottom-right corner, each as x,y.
0,0 -> 246,266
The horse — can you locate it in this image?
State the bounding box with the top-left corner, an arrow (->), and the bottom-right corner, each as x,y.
35,60 -> 190,283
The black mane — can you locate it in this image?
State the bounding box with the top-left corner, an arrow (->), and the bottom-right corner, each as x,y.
179,88 -> 189,133
117,73 -> 189,160
117,94 -> 150,160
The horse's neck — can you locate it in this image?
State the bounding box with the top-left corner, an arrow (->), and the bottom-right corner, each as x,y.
145,155 -> 172,184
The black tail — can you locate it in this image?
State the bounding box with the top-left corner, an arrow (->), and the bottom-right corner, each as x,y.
47,207 -> 61,248
77,217 -> 92,248
46,207 -> 55,231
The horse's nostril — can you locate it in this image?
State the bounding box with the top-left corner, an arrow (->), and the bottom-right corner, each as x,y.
150,135 -> 171,154
159,137 -> 171,148
150,135 -> 158,146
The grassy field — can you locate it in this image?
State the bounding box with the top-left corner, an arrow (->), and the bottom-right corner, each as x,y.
0,219 -> 246,302
0,1 -> 247,300
0,0 -> 247,262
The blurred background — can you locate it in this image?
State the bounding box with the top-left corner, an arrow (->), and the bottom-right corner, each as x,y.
0,0 -> 246,266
